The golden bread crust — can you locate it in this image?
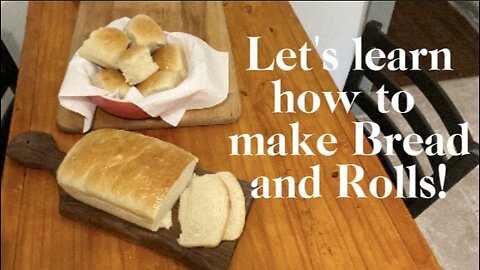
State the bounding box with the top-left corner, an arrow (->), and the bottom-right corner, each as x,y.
57,129 -> 198,228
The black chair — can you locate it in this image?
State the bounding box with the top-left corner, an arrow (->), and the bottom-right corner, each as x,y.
343,21 -> 479,218
1,39 -> 18,176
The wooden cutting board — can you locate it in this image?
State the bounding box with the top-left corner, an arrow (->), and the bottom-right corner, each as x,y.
56,1 -> 241,133
6,131 -> 254,270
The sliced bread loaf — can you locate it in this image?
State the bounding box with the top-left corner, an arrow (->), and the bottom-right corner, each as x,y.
177,174 -> 229,247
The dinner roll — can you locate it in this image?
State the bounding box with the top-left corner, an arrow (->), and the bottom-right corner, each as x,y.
78,27 -> 130,69
117,46 -> 159,85
136,70 -> 182,96
152,44 -> 188,79
124,14 -> 166,52
91,69 -> 130,99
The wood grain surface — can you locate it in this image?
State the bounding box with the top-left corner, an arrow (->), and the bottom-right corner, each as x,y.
1,2 -> 440,270
5,131 -> 253,270
56,1 -> 241,133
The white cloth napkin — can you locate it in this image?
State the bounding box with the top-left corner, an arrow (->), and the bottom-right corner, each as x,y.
58,17 -> 229,132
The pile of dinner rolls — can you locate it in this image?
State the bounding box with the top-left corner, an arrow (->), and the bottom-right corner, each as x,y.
79,14 -> 188,98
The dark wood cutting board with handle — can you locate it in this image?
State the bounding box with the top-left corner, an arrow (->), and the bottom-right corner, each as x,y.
6,131 -> 254,270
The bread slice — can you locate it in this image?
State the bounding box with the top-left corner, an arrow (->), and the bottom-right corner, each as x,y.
152,44 -> 188,79
78,27 -> 130,69
177,174 -> 229,247
91,69 -> 130,99
136,70 -> 182,96
117,46 -> 159,85
124,14 -> 166,52
217,172 -> 246,241
56,129 -> 198,231
158,210 -> 173,229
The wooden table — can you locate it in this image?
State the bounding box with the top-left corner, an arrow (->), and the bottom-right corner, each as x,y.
1,2 -> 440,269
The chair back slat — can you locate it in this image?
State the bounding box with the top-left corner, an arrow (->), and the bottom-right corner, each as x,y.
1,40 -> 18,96
407,149 -> 479,217
354,92 -> 426,186
364,69 -> 448,169
363,129 -> 399,189
343,21 -> 479,216
1,39 -> 18,178
370,25 -> 474,148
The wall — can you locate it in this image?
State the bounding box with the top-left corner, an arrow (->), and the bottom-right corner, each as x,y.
290,1 -> 395,90
1,1 -> 28,65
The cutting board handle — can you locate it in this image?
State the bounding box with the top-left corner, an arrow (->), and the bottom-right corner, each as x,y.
6,131 -> 66,175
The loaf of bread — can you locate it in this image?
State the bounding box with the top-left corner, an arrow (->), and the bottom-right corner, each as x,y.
117,46 -> 159,85
217,172 -> 246,241
152,44 -> 188,79
136,70 -> 182,96
124,14 -> 166,52
91,69 -> 130,99
78,27 -> 130,69
177,174 -> 230,247
56,129 -> 198,231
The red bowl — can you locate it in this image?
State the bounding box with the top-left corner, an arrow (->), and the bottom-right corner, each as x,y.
90,96 -> 151,119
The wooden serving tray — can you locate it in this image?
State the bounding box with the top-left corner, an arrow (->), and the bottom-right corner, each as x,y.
7,131 -> 253,270
56,1 -> 241,133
